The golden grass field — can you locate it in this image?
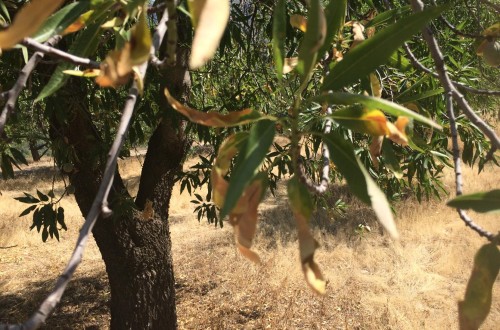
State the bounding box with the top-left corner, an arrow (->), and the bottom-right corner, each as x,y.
0,152 -> 499,329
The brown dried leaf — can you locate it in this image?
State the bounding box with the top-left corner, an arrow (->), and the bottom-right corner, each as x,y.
290,14 -> 307,32
369,136 -> 384,169
0,0 -> 64,49
350,21 -> 365,49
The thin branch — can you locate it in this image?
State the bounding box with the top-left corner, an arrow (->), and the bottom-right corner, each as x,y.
403,43 -> 500,96
445,92 -> 496,241
410,0 -> 499,242
21,38 -> 100,69
409,0 -> 500,151
0,36 -> 61,135
0,7 -> 171,330
430,0 -> 482,38
479,0 -> 500,13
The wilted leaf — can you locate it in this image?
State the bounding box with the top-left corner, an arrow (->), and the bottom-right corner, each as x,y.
64,10 -> 95,34
101,17 -> 124,29
323,132 -> 398,239
369,73 -> 382,98
369,136 -> 384,169
129,8 -> 151,65
0,0 -> 64,49
481,22 -> 500,38
288,177 -> 326,295
290,14 -> 307,32
283,57 -> 298,74
459,243 -> 500,330
329,106 -> 388,136
350,21 -> 365,49
96,43 -> 133,87
447,190 -> 500,213
165,88 -> 271,127
188,0 -> 230,69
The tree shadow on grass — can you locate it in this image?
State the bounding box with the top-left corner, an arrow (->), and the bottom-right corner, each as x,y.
257,183 -> 384,247
0,273 -> 110,329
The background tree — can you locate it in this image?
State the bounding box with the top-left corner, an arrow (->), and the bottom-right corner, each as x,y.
0,0 -> 498,329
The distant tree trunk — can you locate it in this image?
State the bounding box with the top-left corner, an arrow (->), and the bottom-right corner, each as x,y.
28,140 -> 41,162
46,15 -> 190,328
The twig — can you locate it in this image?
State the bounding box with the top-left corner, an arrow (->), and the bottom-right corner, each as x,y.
403,43 -> 500,96
21,38 -> 100,69
445,92 -> 496,242
297,107 -> 333,194
430,0 -> 482,38
0,36 -> 61,136
410,0 -> 500,151
0,7 -> 171,330
410,0 -> 499,241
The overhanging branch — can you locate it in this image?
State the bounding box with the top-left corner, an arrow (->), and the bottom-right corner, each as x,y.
0,7 -> 171,330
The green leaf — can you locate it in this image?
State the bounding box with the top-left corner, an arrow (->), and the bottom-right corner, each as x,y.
272,0 -> 286,81
19,205 -> 38,217
221,120 -> 276,218
9,147 -> 28,166
287,176 -> 314,219
322,132 -> 398,239
318,0 -> 347,58
31,1 -> 90,43
365,5 -> 412,28
36,20 -> 105,101
387,50 -> 411,71
297,0 -> 326,84
0,0 -> 11,22
459,244 -> 500,330
447,190 -> 500,213
310,92 -> 441,129
321,5 -> 447,91
381,139 -> 403,179
397,88 -> 445,103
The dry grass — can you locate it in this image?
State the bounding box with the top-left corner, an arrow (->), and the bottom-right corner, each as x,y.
1,154 -> 499,329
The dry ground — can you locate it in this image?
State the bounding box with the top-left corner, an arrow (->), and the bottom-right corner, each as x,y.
0,153 -> 499,329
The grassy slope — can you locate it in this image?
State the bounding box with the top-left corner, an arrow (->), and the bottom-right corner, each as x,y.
0,154 -> 499,329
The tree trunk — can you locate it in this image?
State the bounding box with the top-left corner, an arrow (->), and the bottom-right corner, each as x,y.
47,35 -> 190,327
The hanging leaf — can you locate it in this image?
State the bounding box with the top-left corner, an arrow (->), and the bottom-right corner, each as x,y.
288,177 -> 326,295
129,8 -> 152,65
310,92 -> 441,129
0,0 -> 64,49
290,14 -> 307,32
220,120 -> 276,218
350,21 -> 365,49
272,0 -> 286,80
211,133 -> 248,208
318,0 -> 347,57
297,0 -> 326,84
228,173 -> 267,263
322,5 -> 446,91
164,88 -> 272,127
447,190 -> 500,213
322,132 -> 398,239
369,135 -> 384,169
381,139 -> 403,179
283,57 -> 298,74
188,0 -> 230,69
459,243 -> 500,330
31,1 -> 90,42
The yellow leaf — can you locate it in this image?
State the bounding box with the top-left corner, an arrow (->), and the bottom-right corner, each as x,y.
0,0 -> 64,49
369,73 -> 382,98
62,69 -> 101,77
101,17 -> 124,29
165,88 -> 268,127
63,10 -> 94,35
130,8 -> 151,66
188,0 -> 230,69
290,14 -> 307,32
96,43 -> 133,88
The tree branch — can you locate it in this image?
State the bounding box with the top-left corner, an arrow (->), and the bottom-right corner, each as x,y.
445,92 -> 496,242
403,43 -> 500,96
0,36 -> 61,136
0,7 -> 171,330
21,38 -> 100,69
410,0 -> 500,151
430,0 -> 482,38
